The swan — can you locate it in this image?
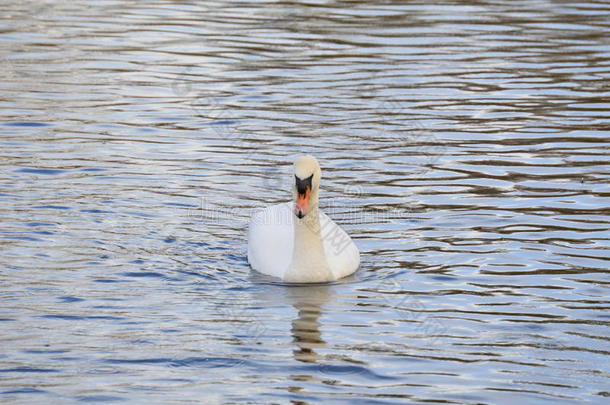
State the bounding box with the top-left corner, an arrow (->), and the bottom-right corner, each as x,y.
247,156 -> 360,283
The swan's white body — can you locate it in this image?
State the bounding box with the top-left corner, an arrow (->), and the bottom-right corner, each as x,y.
247,157 -> 360,283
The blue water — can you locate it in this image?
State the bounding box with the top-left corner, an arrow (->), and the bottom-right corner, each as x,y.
1,0 -> 609,404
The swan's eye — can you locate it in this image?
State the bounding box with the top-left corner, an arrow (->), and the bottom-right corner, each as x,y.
295,174 -> 313,195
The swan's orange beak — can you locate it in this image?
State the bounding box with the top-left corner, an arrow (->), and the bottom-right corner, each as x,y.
295,188 -> 310,219
295,174 -> 313,218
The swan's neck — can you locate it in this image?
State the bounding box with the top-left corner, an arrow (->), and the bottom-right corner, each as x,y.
285,201 -> 332,283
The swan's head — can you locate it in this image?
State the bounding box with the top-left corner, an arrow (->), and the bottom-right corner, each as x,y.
293,155 -> 321,219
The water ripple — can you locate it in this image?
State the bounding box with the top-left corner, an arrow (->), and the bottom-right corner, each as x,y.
0,0 -> 609,404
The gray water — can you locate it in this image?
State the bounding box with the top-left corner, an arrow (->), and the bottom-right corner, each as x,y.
1,0 -> 610,404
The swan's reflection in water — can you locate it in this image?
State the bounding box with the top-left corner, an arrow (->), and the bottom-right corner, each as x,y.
286,284 -> 332,364
283,284 -> 333,398
252,278 -> 365,398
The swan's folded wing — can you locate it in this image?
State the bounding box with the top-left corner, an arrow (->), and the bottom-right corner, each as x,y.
319,211 -> 360,280
247,202 -> 294,278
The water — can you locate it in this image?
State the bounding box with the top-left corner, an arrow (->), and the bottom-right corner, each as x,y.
1,0 -> 609,403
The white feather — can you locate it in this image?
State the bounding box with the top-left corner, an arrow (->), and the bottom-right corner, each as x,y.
247,157 -> 360,283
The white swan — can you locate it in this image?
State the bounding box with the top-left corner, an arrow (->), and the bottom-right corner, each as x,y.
247,156 -> 360,283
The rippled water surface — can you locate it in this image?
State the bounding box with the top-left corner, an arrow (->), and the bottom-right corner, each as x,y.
1,0 -> 610,403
